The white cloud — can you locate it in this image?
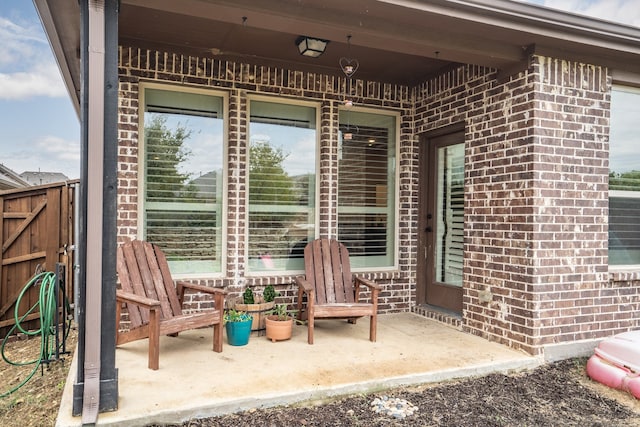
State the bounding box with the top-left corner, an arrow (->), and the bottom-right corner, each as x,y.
4,135 -> 80,178
0,17 -> 42,67
0,15 -> 67,100
0,65 -> 67,99
284,133 -> 316,175
36,135 -> 80,162
180,131 -> 225,177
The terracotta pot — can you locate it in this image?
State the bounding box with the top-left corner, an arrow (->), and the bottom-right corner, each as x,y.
265,315 -> 293,342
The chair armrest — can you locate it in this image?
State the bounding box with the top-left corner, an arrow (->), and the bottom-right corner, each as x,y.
296,276 -> 314,322
176,281 -> 228,296
295,276 -> 314,294
354,276 -> 381,291
116,290 -> 161,310
176,282 -> 226,310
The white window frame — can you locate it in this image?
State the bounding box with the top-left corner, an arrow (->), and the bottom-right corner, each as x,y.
138,82 -> 229,278
609,84 -> 640,271
245,95 -> 320,276
337,105 -> 400,272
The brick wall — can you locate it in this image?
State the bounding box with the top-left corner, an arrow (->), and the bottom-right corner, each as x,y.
116,46 -> 416,313
117,45 -> 640,355
414,55 -> 640,356
529,57 -> 612,353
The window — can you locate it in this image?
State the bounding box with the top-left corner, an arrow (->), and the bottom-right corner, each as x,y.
609,85 -> 640,266
338,109 -> 397,268
248,100 -> 317,272
142,86 -> 225,274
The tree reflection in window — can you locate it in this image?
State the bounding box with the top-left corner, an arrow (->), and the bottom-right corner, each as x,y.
248,101 -> 316,272
143,87 -> 224,274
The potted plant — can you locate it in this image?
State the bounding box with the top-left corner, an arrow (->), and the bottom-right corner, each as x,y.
265,303 -> 297,342
234,285 -> 279,334
223,308 -> 253,346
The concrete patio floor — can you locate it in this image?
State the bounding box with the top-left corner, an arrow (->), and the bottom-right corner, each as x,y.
56,312 -> 541,426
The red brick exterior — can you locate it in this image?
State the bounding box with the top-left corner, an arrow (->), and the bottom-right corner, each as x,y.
414,56 -> 640,355
117,46 -> 640,357
117,46 -> 416,314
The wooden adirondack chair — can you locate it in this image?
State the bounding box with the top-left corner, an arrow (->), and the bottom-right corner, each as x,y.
116,239 -> 226,370
296,238 -> 381,344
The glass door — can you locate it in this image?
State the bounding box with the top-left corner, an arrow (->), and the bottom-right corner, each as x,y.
420,131 -> 464,313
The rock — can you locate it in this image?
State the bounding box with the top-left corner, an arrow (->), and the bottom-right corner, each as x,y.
369,396 -> 418,419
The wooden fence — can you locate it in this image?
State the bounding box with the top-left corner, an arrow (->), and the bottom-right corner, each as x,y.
0,180 -> 78,338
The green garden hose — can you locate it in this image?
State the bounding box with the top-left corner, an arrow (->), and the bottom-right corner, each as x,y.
0,271 -> 71,398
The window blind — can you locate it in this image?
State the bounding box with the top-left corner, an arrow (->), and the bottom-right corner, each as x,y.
143,87 -> 224,274
338,110 -> 396,267
248,100 -> 316,272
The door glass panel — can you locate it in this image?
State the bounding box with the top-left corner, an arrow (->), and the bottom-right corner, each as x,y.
435,143 -> 464,286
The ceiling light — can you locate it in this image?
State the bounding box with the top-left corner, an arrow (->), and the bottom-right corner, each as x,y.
296,36 -> 328,58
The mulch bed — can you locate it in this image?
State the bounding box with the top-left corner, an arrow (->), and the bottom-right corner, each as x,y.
149,359 -> 640,427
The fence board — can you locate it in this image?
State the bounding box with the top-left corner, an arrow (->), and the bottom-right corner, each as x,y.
0,180 -> 78,337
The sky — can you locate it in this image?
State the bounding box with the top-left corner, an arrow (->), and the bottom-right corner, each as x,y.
1,1 -> 80,179
0,1 -> 639,181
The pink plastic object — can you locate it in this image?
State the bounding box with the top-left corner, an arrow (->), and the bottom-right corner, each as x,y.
586,331 -> 640,399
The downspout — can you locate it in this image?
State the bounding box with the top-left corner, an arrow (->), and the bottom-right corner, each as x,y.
72,0 -> 119,420
81,1 -> 106,423
72,0 -> 89,417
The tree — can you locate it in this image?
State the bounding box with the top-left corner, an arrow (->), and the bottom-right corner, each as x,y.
249,140 -> 295,204
248,139 -> 299,259
610,170 -> 640,191
145,114 -> 197,201
144,114 -> 207,259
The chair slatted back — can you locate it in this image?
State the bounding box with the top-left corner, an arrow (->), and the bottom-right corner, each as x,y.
117,240 -> 183,328
304,239 -> 355,304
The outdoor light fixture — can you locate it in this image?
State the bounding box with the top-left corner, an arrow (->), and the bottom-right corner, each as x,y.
296,36 -> 328,57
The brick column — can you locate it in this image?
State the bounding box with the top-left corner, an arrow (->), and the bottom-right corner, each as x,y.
464,57 -> 610,356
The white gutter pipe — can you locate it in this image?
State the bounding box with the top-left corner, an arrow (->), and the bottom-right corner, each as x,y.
81,0 -> 105,424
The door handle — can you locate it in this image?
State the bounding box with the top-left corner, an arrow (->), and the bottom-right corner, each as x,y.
426,213 -> 433,232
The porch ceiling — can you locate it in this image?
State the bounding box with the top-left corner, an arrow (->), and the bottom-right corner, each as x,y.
36,0 -> 640,113
118,4 -> 454,85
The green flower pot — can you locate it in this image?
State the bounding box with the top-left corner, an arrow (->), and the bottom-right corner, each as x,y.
225,318 -> 253,346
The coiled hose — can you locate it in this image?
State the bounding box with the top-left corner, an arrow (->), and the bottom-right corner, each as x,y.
0,271 -> 71,398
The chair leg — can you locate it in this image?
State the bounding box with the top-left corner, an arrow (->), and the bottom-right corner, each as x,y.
148,308 -> 160,370
308,315 -> 314,344
296,287 -> 304,322
369,314 -> 377,342
115,302 -> 122,344
213,321 -> 223,353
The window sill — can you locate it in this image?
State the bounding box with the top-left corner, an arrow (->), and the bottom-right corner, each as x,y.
609,265 -> 640,282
